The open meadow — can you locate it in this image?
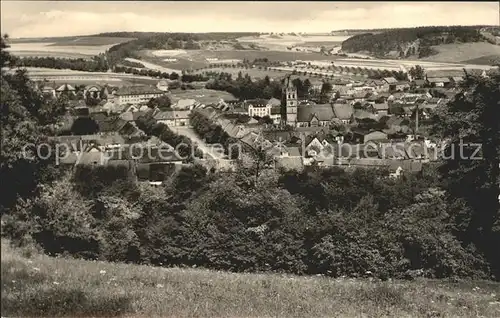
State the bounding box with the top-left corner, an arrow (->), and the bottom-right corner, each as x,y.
420,42 -> 500,64
2,239 -> 500,317
169,88 -> 236,104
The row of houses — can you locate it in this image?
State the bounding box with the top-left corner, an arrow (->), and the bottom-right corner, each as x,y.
38,81 -> 171,106
192,106 -> 440,177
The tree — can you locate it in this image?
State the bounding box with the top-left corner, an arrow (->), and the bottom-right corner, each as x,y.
71,117 -> 100,135
431,73 -> 500,278
1,34 -> 65,213
409,65 -> 425,80
148,95 -> 172,110
319,82 -> 333,104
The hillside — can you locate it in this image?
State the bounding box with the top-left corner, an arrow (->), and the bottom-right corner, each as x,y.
341,26 -> 500,63
2,240 -> 500,317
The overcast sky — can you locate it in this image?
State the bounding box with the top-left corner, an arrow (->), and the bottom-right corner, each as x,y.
1,1 -> 499,38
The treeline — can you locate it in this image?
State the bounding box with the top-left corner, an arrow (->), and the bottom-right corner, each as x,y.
120,59 -> 145,68
96,32 -> 259,41
114,65 -> 179,79
341,26 -> 485,56
113,65 -> 208,82
16,55 -> 108,72
189,111 -> 240,159
205,72 -> 282,100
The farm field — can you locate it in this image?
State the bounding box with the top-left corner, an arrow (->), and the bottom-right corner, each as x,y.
236,34 -> 351,51
420,42 -> 500,64
139,49 -> 344,72
2,239 -> 500,318
6,42 -> 114,56
6,50 -> 93,59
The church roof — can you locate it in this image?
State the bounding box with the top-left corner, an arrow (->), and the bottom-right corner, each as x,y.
297,104 -> 335,122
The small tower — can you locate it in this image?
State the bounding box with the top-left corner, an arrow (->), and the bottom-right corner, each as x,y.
282,75 -> 298,125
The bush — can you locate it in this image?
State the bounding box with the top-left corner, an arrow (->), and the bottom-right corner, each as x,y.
2,166 -> 493,280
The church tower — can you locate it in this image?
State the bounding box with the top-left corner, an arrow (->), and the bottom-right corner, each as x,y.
282,75 -> 298,125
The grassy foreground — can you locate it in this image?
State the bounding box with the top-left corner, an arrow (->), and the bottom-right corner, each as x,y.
1,240 -> 499,318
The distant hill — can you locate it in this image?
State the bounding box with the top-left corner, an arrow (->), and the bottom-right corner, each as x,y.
340,26 -> 500,63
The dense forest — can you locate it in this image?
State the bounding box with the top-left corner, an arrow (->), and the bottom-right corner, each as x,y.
1,35 -> 500,282
341,26 -> 486,58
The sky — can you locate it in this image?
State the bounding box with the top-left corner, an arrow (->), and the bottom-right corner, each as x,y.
1,1 -> 499,38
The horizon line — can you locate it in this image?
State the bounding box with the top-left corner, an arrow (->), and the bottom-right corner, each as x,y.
5,24 -> 499,40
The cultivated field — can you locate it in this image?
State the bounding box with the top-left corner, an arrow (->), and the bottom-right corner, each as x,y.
5,50 -> 93,59
421,42 -> 500,64
2,239 -> 500,317
138,49 -> 344,71
236,34 -> 351,51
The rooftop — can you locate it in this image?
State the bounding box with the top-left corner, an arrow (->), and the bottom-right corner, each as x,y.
115,85 -> 165,96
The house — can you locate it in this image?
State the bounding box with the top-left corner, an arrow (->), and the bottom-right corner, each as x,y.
332,104 -> 354,124
154,109 -> 191,127
55,84 -> 76,97
382,77 -> 398,92
41,85 -> 56,98
270,106 -> 282,125
412,79 -> 426,88
330,79 -> 352,94
173,99 -> 197,110
395,81 -> 410,91
83,85 -> 103,99
73,106 -> 90,117
230,105 -> 248,115
425,69 -> 467,87
353,109 -> 378,122
247,99 -> 272,118
295,104 -> 335,127
426,77 -> 450,88
156,80 -> 169,92
114,85 -> 165,105
370,103 -> 389,116
366,79 -> 387,92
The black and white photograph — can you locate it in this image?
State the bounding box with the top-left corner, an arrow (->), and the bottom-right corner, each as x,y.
1,1 -> 500,317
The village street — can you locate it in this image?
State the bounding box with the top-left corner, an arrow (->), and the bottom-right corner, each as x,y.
172,126 -> 218,159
